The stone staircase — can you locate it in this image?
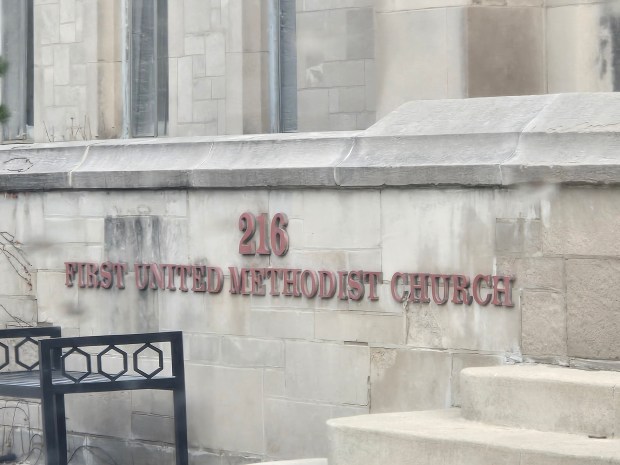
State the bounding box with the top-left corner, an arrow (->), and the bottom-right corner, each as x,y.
327,364 -> 620,465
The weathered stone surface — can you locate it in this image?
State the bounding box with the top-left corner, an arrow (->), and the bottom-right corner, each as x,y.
566,259 -> 620,360
365,95 -> 554,137
261,460 -> 327,465
187,189 -> 269,269
328,409 -> 620,465
264,398 -> 366,460
546,4 -> 611,93
461,365 -> 620,437
297,89 -> 330,131
36,271 -> 79,328
542,188 -> 620,256
191,135 -> 354,187
0,144 -> 86,190
467,7 -> 545,97
374,8 -> 464,117
451,353 -> 505,407
66,392 -> 132,438
132,389 -> 175,417
370,348 -> 452,413
495,257 -> 563,292
264,368 -> 286,397
158,278 -> 251,336
185,363 -> 264,454
337,133 -> 515,186
72,140 -> 210,189
220,336 -> 284,367
314,311 -> 405,345
249,310 -> 314,340
522,291 -> 566,357
303,0 -> 374,11
381,189 -> 497,275
285,341 -> 369,405
376,0 -> 469,10
4,94 -> 620,189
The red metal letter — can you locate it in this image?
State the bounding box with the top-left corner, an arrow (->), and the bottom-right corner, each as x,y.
250,268 -> 267,295
337,271 -> 349,300
407,273 -> 430,303
390,272 -> 407,302
149,264 -> 165,290
192,265 -> 207,292
430,274 -> 450,305
134,264 -> 149,290
99,262 -> 114,289
364,271 -> 382,301
271,213 -> 289,256
229,267 -> 243,294
207,267 -> 224,293
318,271 -> 336,299
452,275 -> 472,305
86,263 -> 99,288
473,274 -> 492,306
163,264 -> 177,290
256,213 -> 271,255
177,265 -> 192,292
64,262 -> 77,287
492,275 -> 515,307
300,270 -> 318,298
281,269 -> 298,296
347,270 -> 365,301
113,263 -> 127,289
238,213 -> 256,255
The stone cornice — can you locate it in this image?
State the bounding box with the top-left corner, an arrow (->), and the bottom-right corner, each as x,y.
2,93 -> 620,190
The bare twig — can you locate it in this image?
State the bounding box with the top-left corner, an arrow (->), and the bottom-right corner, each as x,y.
0,232 -> 32,291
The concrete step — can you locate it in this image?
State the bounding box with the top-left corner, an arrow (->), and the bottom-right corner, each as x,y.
327,409 -> 620,465
460,364 -> 620,437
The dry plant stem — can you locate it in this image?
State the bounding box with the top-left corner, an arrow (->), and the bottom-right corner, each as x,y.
0,232 -> 31,291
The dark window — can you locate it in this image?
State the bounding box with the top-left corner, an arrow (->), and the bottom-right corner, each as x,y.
1,0 -> 33,141
130,0 -> 168,137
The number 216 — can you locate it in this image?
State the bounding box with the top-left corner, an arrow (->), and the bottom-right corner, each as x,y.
238,212 -> 289,256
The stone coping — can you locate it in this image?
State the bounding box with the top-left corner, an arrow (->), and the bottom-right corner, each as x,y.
2,93 -> 620,191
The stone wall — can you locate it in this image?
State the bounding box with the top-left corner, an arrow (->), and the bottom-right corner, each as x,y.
32,0 -> 377,142
296,0 -> 376,131
31,0 -> 620,142
375,0 -> 620,118
0,94 -> 619,463
33,0 -> 121,142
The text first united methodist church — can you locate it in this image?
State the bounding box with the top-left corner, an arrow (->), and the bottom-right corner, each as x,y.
0,1 -> 620,465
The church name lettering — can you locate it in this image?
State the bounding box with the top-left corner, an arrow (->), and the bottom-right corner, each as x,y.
64,212 -> 515,307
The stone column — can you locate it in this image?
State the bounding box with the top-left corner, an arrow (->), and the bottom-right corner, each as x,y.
546,0 -> 620,93
374,0 -> 545,118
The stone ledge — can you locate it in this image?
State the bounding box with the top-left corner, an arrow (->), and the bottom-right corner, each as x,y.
327,409 -> 620,465
460,364 -> 620,438
2,94 -> 620,191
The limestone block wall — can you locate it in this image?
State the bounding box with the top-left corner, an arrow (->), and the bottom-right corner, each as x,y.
33,0 -> 122,142
296,0 -> 376,131
169,0 -> 379,135
0,94 -> 618,463
168,0 -> 267,137
32,0 -> 620,142
375,0 -> 620,118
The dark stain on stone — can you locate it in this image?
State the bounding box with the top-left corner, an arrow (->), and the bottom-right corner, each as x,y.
610,15 -> 620,90
602,11 -> 620,90
103,215 -> 162,333
104,216 -> 162,264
